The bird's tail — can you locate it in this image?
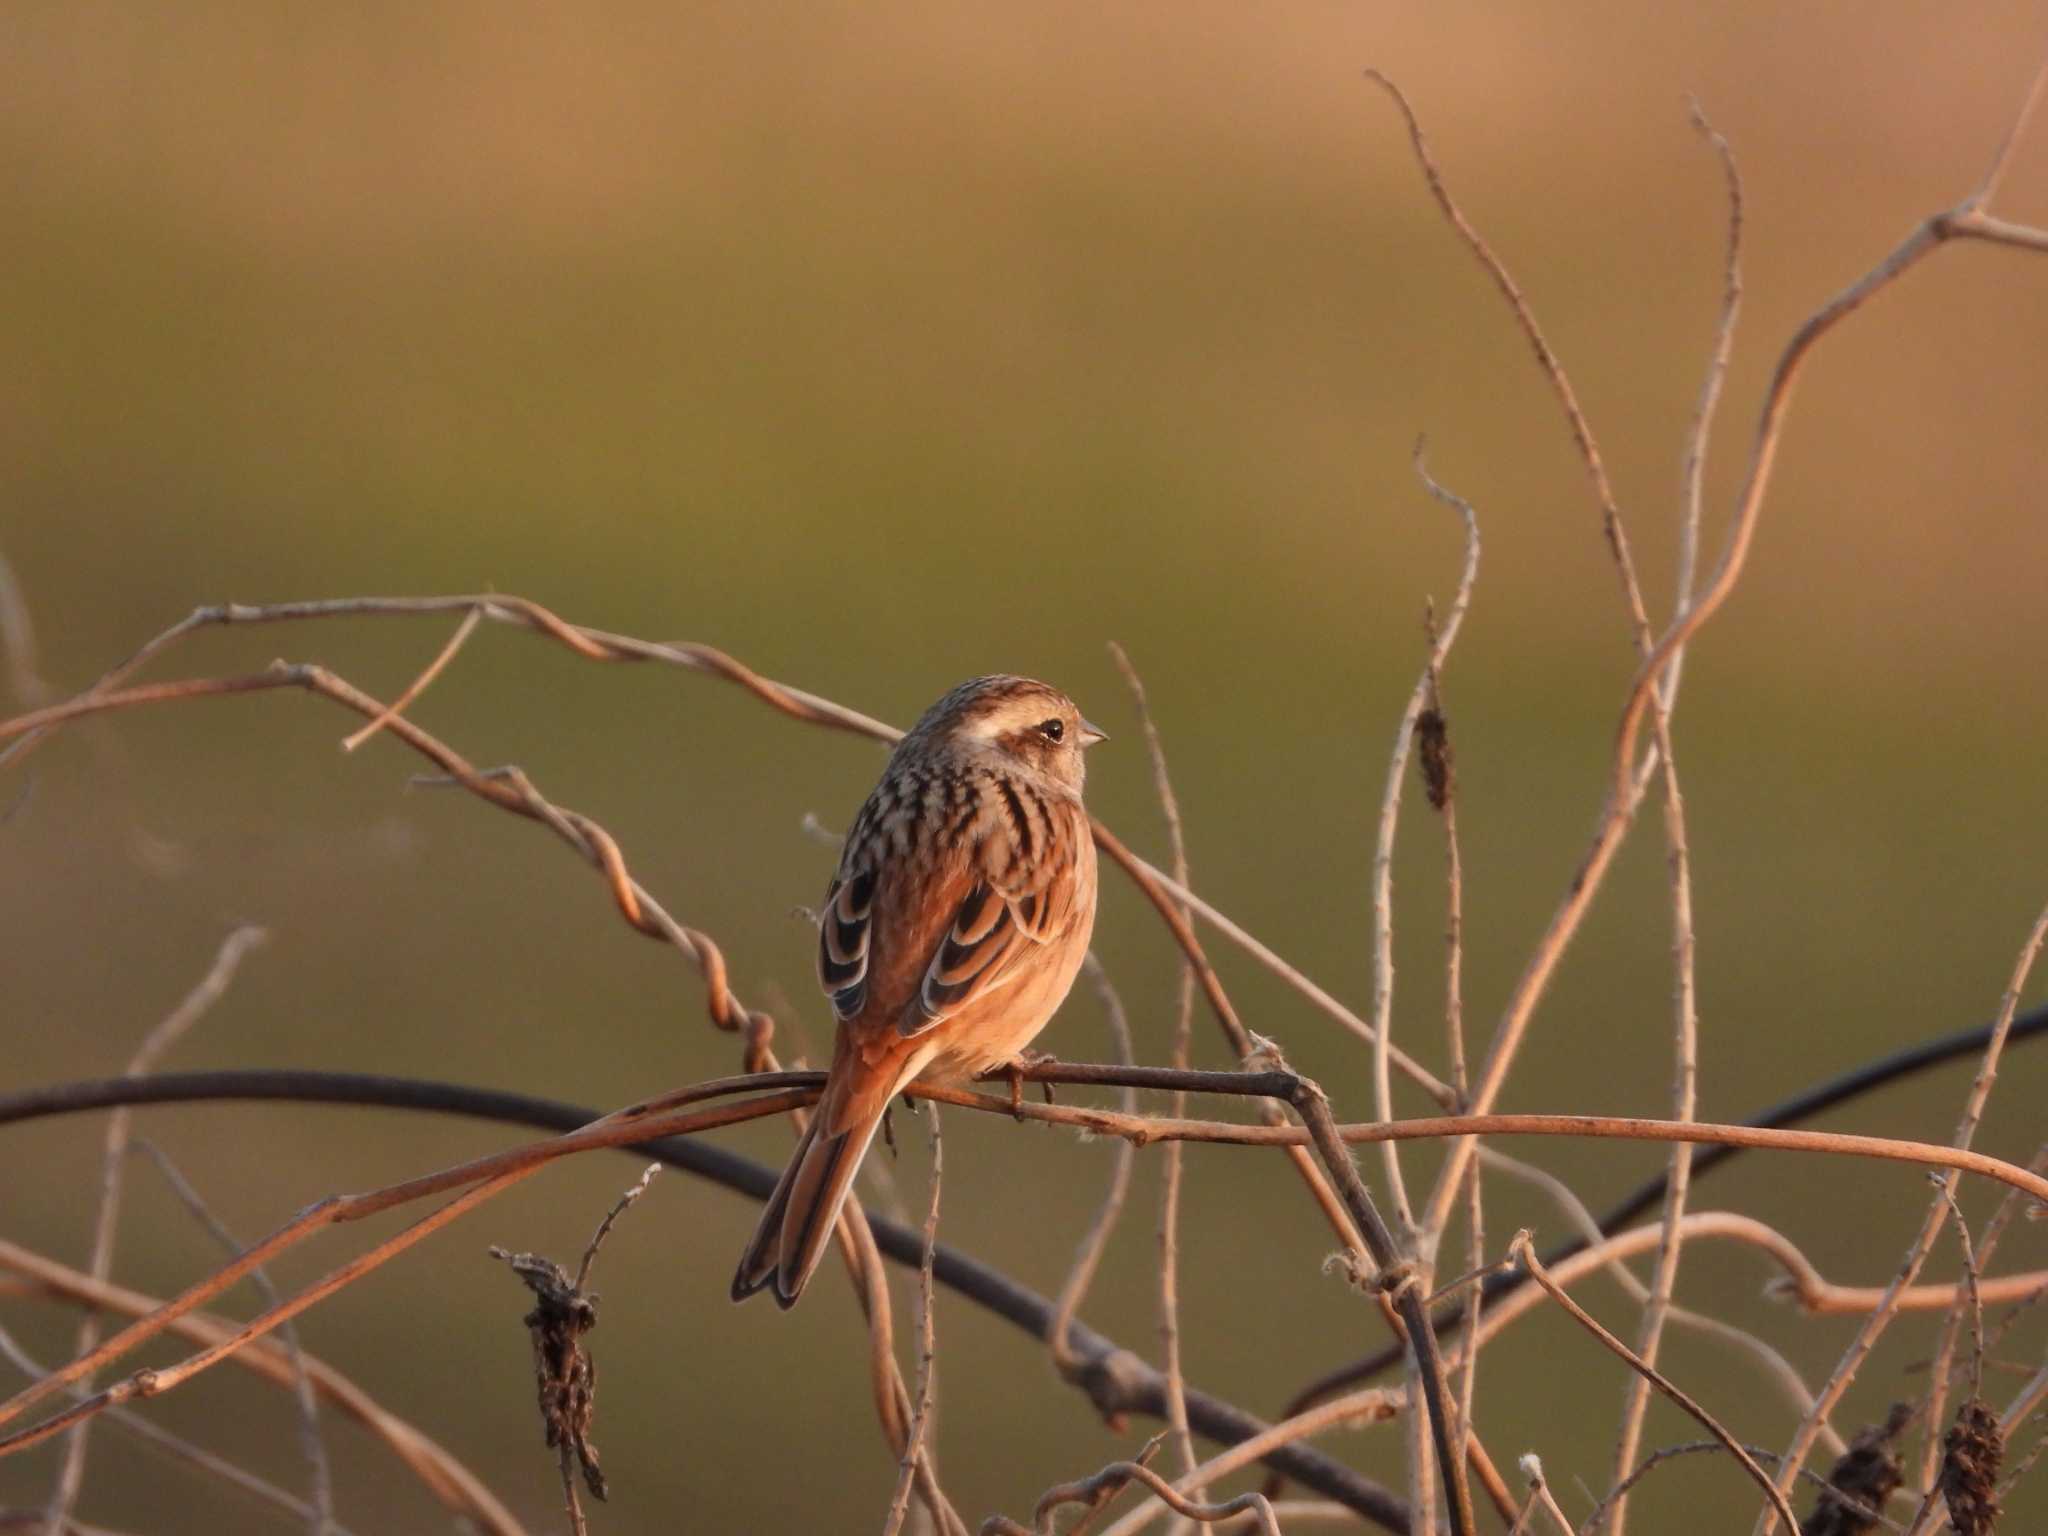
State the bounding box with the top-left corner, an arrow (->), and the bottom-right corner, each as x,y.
731,1051 -> 908,1308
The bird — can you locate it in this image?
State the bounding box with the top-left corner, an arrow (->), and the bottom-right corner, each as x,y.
732,675 -> 1106,1308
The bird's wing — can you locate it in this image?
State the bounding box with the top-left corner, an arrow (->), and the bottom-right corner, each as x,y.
902,793 -> 1088,1035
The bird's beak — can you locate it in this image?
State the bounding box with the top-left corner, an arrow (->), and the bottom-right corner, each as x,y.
1078,717 -> 1109,747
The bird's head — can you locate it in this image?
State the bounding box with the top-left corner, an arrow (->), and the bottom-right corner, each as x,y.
912,674 -> 1107,792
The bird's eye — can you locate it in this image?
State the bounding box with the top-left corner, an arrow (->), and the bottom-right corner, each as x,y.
1038,717 -> 1065,743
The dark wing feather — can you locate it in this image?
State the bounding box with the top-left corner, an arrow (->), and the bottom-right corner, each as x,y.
817,865 -> 877,1021
904,881 -> 1022,1033
901,789 -> 1084,1036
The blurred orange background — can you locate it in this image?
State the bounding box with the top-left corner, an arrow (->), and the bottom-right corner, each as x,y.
3,3 -> 2045,1531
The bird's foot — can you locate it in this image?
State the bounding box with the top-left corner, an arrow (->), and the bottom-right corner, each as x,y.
1004,1049 -> 1059,1115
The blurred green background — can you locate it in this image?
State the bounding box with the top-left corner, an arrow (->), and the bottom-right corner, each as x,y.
4,2 -> 2045,1531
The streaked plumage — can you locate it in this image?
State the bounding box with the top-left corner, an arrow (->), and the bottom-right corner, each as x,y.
732,675 -> 1105,1308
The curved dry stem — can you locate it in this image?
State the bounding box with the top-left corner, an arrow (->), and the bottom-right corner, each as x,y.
983,1444 -> 1282,1536
1461,1211 -> 2040,1380
1510,1234 -> 1799,1532
1364,443 -> 1481,1239
1046,958 -> 1138,1374
1611,107 -> 1745,1487
1096,1389 -> 1405,1536
339,604 -> 482,753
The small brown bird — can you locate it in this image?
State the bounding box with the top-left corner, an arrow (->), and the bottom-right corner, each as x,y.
733,675 -> 1105,1308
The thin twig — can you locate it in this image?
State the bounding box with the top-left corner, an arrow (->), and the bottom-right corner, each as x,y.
1510,1233 -> 1800,1531
1510,1455 -> 1575,1536
1428,635 -> 1483,1486
577,1163 -> 661,1291
1364,445 -> 1482,1239
1916,1143 -> 2048,1511
1900,1180 -> 1996,1536
882,1108 -> 945,1536
1933,1181 -> 1989,1405
1107,641 -> 1203,1529
1047,960 -> 1138,1375
45,925 -> 268,1535
1609,102 -> 1747,1536
1666,99 -> 1747,713
132,1140 -> 336,1535
339,605 -> 482,752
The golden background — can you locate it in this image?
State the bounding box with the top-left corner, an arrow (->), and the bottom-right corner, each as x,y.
3,2 -> 2045,1530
